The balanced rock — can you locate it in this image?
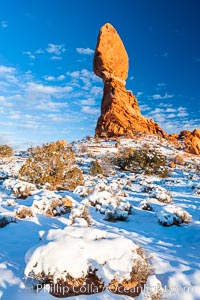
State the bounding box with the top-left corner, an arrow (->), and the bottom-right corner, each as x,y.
94,23 -> 167,138
94,23 -> 128,83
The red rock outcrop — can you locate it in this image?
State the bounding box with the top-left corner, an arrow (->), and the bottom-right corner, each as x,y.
94,23 -> 167,138
179,129 -> 200,155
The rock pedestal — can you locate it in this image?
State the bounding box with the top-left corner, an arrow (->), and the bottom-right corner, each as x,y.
94,23 -> 167,138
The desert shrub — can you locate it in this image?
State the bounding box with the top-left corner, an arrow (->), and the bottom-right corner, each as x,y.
78,144 -> 88,154
69,204 -> 91,226
94,134 -> 100,143
16,207 -> 33,218
105,207 -> 129,222
46,198 -> 72,217
149,186 -> 173,204
114,148 -> 169,177
108,246 -> 152,297
90,159 -> 104,176
0,145 -> 13,157
12,182 -> 36,199
85,135 -> 92,141
157,206 -> 192,226
174,154 -> 185,165
139,200 -> 154,211
19,141 -> 84,190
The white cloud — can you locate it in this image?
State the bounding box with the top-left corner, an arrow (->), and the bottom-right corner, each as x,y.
44,75 -> 65,82
166,108 -> 176,113
0,96 -> 6,101
136,92 -> 143,97
153,108 -> 164,113
27,82 -> 72,95
81,106 -> 99,115
23,51 -> 35,60
140,104 -> 151,111
35,48 -> 44,54
1,21 -> 8,28
166,113 -> 176,118
46,43 -> 66,56
57,75 -> 65,81
51,56 -> 62,61
66,71 -> 80,78
152,92 -> 174,100
80,98 -> 95,105
44,75 -> 56,81
90,86 -> 102,96
76,48 -> 94,55
177,111 -> 188,117
36,100 -> 68,112
0,65 -> 16,74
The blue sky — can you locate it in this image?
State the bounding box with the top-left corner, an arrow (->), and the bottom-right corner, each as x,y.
0,0 -> 199,149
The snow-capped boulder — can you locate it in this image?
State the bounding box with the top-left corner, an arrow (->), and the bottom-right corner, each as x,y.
25,226 -> 150,297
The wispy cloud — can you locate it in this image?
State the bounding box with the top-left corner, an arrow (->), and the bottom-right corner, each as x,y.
76,48 -> 94,55
23,51 -> 35,60
0,65 -> 16,74
151,92 -> 174,100
80,98 -> 95,106
1,20 -> 8,28
136,92 -> 143,97
35,100 -> 68,112
44,75 -> 65,81
81,106 -> 99,115
27,82 -> 72,95
46,43 -> 66,56
35,48 -> 44,54
51,56 -> 62,61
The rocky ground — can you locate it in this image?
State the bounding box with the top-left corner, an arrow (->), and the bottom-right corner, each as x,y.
0,135 -> 200,300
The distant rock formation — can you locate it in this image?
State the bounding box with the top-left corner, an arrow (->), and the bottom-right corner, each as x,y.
94,23 -> 167,138
179,129 -> 200,155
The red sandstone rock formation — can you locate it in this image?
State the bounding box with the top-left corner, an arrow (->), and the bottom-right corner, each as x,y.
94,23 -> 167,138
93,23 -> 200,155
179,129 -> 200,155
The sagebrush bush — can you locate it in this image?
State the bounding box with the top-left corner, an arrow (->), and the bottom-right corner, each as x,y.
70,204 -> 91,226
90,159 -> 104,176
12,183 -> 35,199
46,198 -> 72,217
105,208 -> 129,222
16,207 -> 33,218
0,145 -> 13,157
19,141 -> 84,190
114,148 -> 169,177
174,154 -> 185,165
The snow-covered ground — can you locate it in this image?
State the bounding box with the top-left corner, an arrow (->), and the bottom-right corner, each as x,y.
0,136 -> 200,300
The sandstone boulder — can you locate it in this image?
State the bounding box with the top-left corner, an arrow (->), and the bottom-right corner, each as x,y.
179,129 -> 200,155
